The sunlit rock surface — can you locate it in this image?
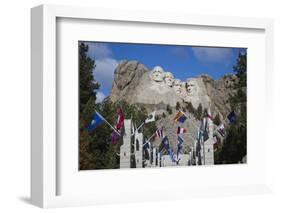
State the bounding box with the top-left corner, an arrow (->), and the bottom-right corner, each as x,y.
109,60 -> 237,118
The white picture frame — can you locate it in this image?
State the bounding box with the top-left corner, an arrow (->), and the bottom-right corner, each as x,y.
31,4 -> 274,208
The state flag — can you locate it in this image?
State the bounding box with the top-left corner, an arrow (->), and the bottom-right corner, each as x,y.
111,130 -> 121,145
145,111 -> 156,124
207,114 -> 214,120
177,127 -> 187,134
227,111 -> 237,124
143,140 -> 151,150
161,136 -> 170,151
116,108 -> 124,130
155,128 -> 164,138
217,123 -> 225,137
87,112 -> 104,133
177,135 -> 184,157
174,111 -> 187,123
168,148 -> 177,163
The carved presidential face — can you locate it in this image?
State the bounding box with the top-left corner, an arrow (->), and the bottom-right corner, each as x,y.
150,66 -> 164,82
164,72 -> 174,87
186,79 -> 198,95
173,79 -> 182,94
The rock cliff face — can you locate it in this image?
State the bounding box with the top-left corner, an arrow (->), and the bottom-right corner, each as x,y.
110,61 -> 179,107
109,60 -> 237,119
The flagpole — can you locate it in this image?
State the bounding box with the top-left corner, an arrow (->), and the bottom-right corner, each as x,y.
95,110 -> 121,136
131,121 -> 145,136
147,132 -> 156,141
136,122 -> 145,131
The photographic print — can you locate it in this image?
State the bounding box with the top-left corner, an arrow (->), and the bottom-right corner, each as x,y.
79,41 -> 247,170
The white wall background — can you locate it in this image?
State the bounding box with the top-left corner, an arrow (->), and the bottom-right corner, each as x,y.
0,0 -> 280,212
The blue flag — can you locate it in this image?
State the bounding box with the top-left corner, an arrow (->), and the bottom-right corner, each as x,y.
177,136 -> 184,156
161,137 -> 176,163
168,148 -> 176,163
174,111 -> 187,123
177,135 -> 184,147
161,136 -> 170,151
143,140 -> 151,150
227,111 -> 237,124
87,112 -> 104,133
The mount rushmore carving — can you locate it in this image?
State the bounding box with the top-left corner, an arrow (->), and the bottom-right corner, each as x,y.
109,60 -> 238,118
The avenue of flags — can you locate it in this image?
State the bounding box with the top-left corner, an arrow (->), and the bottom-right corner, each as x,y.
87,107 -> 237,164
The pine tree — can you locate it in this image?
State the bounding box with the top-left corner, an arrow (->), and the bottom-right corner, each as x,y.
215,52 -> 247,164
185,102 -> 195,115
233,52 -> 247,87
213,114 -> 221,126
166,104 -> 172,115
195,103 -> 202,120
79,42 -> 101,170
79,42 -> 100,115
176,102 -> 181,110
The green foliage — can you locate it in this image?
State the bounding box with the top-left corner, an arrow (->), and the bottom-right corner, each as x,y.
213,114 -> 221,126
155,115 -> 161,121
185,102 -> 195,114
195,103 -> 203,120
233,52 -> 247,87
215,51 -> 247,164
79,42 -> 100,170
203,108 -> 208,117
79,42 -> 100,115
166,104 -> 173,115
176,101 -> 181,110
216,125 -> 246,164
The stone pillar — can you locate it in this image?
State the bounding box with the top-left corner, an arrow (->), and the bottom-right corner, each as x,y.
204,108 -> 214,165
207,108 -> 214,138
157,151 -> 161,167
204,139 -> 214,165
152,148 -> 157,167
134,129 -> 143,168
120,119 -> 131,169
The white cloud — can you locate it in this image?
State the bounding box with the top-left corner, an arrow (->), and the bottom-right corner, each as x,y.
96,91 -> 106,103
85,42 -> 113,59
84,43 -> 119,95
192,47 -> 233,63
94,58 -> 119,91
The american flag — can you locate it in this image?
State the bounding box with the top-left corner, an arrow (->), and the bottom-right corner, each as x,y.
155,128 -> 164,138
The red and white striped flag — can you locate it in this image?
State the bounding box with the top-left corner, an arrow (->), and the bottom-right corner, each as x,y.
155,128 -> 164,138
177,127 -> 187,134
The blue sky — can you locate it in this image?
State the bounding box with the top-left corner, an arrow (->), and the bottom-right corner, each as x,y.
83,41 -> 246,102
